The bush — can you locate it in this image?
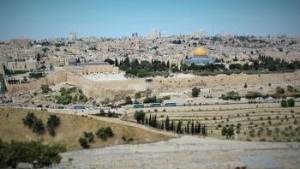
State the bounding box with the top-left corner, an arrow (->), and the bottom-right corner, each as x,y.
143,96 -> 158,103
276,87 -> 285,95
78,137 -> 89,149
122,135 -> 134,143
125,96 -> 133,105
96,127 -> 114,141
83,132 -> 94,143
192,87 -> 200,97
22,112 -> 45,135
41,84 -> 51,94
222,126 -> 234,139
47,115 -> 60,136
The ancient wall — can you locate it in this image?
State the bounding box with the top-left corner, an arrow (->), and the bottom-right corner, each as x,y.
65,73 -> 149,99
5,70 -> 67,96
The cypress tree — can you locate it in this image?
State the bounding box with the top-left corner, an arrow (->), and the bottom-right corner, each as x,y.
170,120 -> 174,131
149,114 -> 152,127
202,124 -> 206,136
161,121 -> 164,130
191,121 -> 195,135
165,116 -> 170,131
154,114 -> 157,128
186,121 -> 190,134
177,120 -> 182,134
197,123 -> 201,134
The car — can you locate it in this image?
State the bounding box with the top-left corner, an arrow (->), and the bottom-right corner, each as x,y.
37,104 -> 43,108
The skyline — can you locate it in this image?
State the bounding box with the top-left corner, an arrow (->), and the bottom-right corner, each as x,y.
1,0 -> 300,40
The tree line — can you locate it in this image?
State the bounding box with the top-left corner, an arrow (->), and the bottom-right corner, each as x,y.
134,111 -> 207,135
112,55 -> 300,78
0,139 -> 65,168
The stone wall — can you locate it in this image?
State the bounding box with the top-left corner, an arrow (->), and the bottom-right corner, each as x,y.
5,69 -> 67,96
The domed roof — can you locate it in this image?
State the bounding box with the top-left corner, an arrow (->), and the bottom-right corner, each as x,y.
192,47 -> 207,56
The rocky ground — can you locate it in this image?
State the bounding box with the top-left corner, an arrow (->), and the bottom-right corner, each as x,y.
57,135 -> 300,169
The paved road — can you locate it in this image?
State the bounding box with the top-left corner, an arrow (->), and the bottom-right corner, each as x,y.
57,135 -> 300,169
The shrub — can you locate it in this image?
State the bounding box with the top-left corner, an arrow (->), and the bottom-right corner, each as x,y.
83,132 -> 94,143
192,87 -> 201,97
276,87 -> 285,95
22,112 -> 45,135
96,127 -> 114,141
122,135 -> 134,143
78,137 -> 89,149
47,115 -> 60,136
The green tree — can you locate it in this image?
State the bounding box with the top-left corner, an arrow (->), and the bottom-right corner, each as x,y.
22,112 -> 37,128
47,115 -> 60,136
222,126 -> 234,139
281,99 -> 288,107
165,116 -> 170,131
125,96 -> 133,105
276,87 -> 285,95
32,119 -> 45,134
176,120 -> 182,133
83,132 -> 94,143
287,98 -> 295,107
0,139 -> 65,168
134,110 -> 145,124
96,127 -> 114,141
78,137 -> 89,149
192,87 -> 200,97
22,112 -> 45,135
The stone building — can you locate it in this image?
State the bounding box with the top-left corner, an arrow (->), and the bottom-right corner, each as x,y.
6,58 -> 38,71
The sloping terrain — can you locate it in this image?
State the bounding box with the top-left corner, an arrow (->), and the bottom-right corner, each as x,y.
0,108 -> 172,150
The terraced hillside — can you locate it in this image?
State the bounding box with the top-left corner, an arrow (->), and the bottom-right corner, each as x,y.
126,102 -> 300,142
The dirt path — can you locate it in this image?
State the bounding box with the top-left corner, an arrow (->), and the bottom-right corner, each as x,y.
47,108 -> 177,137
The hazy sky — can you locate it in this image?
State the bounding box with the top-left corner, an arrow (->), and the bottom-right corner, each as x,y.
0,0 -> 300,40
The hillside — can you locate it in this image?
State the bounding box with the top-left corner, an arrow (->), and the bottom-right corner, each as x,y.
0,108 -> 172,150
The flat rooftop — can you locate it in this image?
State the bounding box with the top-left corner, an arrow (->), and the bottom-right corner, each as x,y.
82,72 -> 127,81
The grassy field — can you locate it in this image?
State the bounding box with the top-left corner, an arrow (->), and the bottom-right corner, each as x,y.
0,108 -> 172,150
126,103 -> 300,142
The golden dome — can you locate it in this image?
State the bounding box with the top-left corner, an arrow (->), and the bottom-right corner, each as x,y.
192,47 -> 207,56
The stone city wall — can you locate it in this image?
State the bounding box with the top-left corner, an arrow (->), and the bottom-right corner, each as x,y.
5,70 -> 67,96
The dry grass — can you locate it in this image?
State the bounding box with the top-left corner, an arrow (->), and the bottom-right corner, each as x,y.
0,108 -> 172,150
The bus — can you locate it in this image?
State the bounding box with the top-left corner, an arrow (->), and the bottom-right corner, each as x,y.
150,103 -> 161,107
133,104 -> 144,108
73,105 -> 85,109
164,102 -> 176,107
57,106 -> 64,109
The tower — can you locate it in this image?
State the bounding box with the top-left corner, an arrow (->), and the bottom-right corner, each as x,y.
69,32 -> 77,41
